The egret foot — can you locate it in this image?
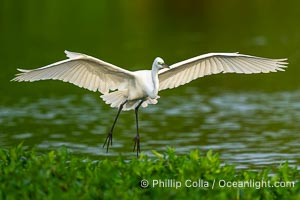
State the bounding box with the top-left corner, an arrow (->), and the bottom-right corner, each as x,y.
133,135 -> 141,157
103,131 -> 113,152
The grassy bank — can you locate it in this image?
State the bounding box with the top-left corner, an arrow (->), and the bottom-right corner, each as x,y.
0,144 -> 299,199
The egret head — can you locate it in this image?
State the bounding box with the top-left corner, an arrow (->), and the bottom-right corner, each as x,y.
153,57 -> 169,70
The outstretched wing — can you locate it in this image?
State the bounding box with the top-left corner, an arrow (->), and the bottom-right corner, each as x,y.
158,52 -> 288,91
12,50 -> 135,94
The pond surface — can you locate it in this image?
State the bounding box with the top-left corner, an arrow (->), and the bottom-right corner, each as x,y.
1,88 -> 300,169
1,1 -> 300,169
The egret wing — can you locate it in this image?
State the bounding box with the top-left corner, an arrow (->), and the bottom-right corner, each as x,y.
158,53 -> 287,91
12,50 -> 134,94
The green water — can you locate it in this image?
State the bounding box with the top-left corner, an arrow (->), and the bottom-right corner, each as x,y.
1,0 -> 300,169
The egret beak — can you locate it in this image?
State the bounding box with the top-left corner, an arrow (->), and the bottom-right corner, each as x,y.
163,63 -> 170,69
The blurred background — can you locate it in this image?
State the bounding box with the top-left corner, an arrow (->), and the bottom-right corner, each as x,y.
1,0 -> 300,169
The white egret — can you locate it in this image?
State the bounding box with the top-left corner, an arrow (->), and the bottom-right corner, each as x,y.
12,50 -> 287,156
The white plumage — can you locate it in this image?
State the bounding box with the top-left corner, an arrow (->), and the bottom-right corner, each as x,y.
11,50 -> 288,156
12,51 -> 287,109
158,52 -> 287,90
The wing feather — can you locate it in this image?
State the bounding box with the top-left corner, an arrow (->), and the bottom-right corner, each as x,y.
11,50 -> 134,94
159,53 -> 287,91
186,67 -> 194,83
225,58 -> 246,73
209,57 -> 218,74
88,74 -> 96,91
234,57 -> 260,73
237,57 -> 270,73
204,59 -> 211,76
219,58 -> 235,72
199,61 -> 206,77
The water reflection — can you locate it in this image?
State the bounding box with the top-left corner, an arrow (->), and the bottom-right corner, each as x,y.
1,89 -> 300,169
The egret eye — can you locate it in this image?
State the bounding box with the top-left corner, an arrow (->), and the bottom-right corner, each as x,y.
157,62 -> 163,65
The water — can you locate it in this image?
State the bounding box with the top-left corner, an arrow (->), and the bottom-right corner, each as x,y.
1,88 -> 300,169
1,1 -> 300,169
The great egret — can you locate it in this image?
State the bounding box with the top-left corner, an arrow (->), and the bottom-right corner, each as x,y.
12,51 -> 287,156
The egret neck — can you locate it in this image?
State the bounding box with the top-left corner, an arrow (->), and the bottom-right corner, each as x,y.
151,61 -> 160,98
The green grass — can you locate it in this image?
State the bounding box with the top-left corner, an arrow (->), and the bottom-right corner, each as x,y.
0,144 -> 299,200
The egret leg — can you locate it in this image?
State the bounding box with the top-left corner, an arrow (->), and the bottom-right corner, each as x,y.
133,100 -> 144,157
103,100 -> 127,152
